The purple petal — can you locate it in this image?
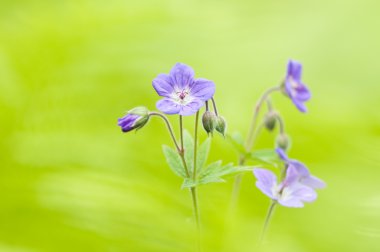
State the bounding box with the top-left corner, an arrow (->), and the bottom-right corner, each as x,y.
189,78 -> 215,101
293,83 -> 311,101
179,99 -> 204,116
287,60 -> 302,80
282,165 -> 299,186
292,99 -> 308,113
169,63 -> 194,89
152,74 -> 174,97
278,184 -> 316,208
289,160 -> 310,177
156,98 -> 181,114
117,114 -> 139,132
301,175 -> 326,189
253,169 -> 277,199
276,148 -> 289,161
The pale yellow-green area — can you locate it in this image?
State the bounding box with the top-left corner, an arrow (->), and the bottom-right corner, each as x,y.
0,0 -> 379,251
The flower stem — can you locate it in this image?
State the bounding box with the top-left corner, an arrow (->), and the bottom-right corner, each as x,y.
259,201 -> 276,245
211,97 -> 219,116
178,115 -> 191,178
193,111 -> 200,179
149,112 -> 181,152
231,86 -> 281,206
245,86 -> 281,151
192,111 -> 201,251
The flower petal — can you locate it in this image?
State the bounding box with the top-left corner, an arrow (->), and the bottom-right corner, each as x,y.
152,74 -> 174,97
253,169 -> 277,199
169,63 -> 195,89
156,98 -> 181,114
276,148 -> 289,161
179,99 -> 204,116
302,175 -> 326,189
292,99 -> 308,113
294,83 -> 311,101
287,60 -> 302,80
190,78 -> 215,101
289,160 -> 310,177
282,165 -> 299,186
117,114 -> 139,132
279,184 -> 317,208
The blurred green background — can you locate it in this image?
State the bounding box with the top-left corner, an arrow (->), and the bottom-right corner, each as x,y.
1,0 -> 379,251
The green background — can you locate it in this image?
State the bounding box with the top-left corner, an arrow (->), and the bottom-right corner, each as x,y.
1,0 -> 379,251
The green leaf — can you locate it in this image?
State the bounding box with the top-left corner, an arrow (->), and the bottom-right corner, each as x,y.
162,145 -> 187,178
248,149 -> 279,165
196,137 -> 211,173
183,130 -> 194,174
226,131 -> 246,154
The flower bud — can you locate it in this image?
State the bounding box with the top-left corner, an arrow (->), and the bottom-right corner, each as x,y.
215,116 -> 227,137
264,111 -> 277,131
118,106 -> 150,133
275,133 -> 291,151
202,111 -> 217,135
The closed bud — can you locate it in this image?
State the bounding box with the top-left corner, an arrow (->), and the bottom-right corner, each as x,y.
202,111 -> 217,135
264,111 -> 277,131
215,116 -> 227,137
276,133 -> 291,151
118,106 -> 150,133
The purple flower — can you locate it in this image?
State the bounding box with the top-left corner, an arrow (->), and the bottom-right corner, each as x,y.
284,60 -> 311,112
276,148 -> 326,189
253,166 -> 317,208
152,63 -> 215,116
117,107 -> 150,133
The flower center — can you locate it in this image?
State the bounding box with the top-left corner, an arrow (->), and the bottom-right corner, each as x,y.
177,90 -> 188,100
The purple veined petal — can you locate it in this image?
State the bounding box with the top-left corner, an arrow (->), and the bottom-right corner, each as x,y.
152,74 -> 175,97
276,148 -> 289,161
289,160 -> 310,177
189,78 -> 216,101
292,98 -> 308,113
253,169 -> 277,199
156,98 -> 181,114
169,63 -> 195,89
301,175 -> 326,189
179,99 -> 204,116
287,60 -> 303,81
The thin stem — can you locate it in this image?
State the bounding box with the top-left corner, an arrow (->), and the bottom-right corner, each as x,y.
205,101 -> 209,111
177,115 -> 191,178
193,111 -> 200,179
274,113 -> 285,134
231,86 -> 281,208
259,201 -> 276,245
149,112 -> 180,152
191,187 -> 201,251
245,86 -> 281,152
211,97 -> 219,116
180,115 -> 184,152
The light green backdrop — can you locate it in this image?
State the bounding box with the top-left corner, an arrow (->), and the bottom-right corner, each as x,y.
0,0 -> 379,251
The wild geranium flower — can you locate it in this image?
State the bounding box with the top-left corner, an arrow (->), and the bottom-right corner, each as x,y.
276,148 -> 326,189
118,107 -> 150,133
283,60 -> 311,112
253,166 -> 317,208
152,63 -> 215,116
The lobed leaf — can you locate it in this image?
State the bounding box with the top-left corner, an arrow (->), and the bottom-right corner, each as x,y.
162,145 -> 187,178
